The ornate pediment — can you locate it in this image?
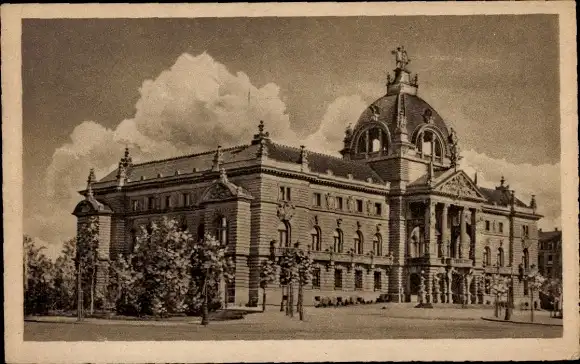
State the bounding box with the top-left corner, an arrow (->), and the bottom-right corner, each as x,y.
435,171 -> 485,200
199,169 -> 253,204
72,197 -> 113,216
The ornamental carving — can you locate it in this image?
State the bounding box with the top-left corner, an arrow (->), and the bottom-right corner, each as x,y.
326,193 -> 335,209
438,173 -> 479,199
346,196 -> 354,212
277,201 -> 295,221
205,183 -> 233,200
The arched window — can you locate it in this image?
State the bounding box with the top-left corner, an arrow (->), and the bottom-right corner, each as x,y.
354,231 -> 364,255
483,246 -> 491,267
409,226 -> 421,258
523,248 -> 529,269
215,216 -> 228,245
356,127 -> 389,156
497,248 -> 505,267
415,128 -> 444,161
278,221 -> 291,248
197,223 -> 205,242
373,234 -> 382,256
311,227 -> 321,251
333,229 -> 344,253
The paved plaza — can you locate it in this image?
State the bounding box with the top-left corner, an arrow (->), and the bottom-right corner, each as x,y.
24,305 -> 562,341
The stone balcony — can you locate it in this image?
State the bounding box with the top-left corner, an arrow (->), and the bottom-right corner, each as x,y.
406,256 -> 474,267
446,258 -> 474,268
273,247 -> 393,266
483,265 -> 514,275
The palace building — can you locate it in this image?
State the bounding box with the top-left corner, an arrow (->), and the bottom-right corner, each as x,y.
73,49 -> 542,308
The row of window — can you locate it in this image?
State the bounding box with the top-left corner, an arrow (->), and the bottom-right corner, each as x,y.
481,247 -> 530,268
308,268 -> 383,291
484,221 -> 531,238
312,192 -> 383,216
130,216 -> 228,246
131,193 -> 192,212
279,221 -> 383,255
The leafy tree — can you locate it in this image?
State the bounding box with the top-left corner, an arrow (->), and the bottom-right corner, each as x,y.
53,238 -> 77,311
527,270 -> 546,322
131,217 -> 194,317
23,235 -> 55,315
191,233 -> 235,325
542,278 -> 563,317
76,217 -> 100,314
490,276 -> 509,318
259,258 -> 278,312
277,243 -> 314,320
294,246 -> 314,321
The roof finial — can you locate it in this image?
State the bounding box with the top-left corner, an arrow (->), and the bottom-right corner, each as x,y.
252,120 -> 270,143
391,45 -> 411,71
219,167 -> 228,182
86,168 -> 96,199
300,145 -> 309,167
500,175 -> 505,187
530,194 -> 537,213
212,145 -> 223,172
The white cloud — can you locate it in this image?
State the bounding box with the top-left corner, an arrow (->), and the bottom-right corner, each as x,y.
460,149 -> 561,230
25,52 -> 562,259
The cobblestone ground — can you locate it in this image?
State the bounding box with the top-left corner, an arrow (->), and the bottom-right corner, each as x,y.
24,305 -> 562,341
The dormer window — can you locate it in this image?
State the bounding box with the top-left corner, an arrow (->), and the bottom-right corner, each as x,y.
355,126 -> 390,157
414,127 -> 445,162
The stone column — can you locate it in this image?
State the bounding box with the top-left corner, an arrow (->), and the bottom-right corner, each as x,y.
441,204 -> 448,258
426,273 -> 432,303
441,278 -> 447,303
474,276 -> 480,304
466,275 -> 472,305
459,208 -> 467,259
470,209 -> 478,261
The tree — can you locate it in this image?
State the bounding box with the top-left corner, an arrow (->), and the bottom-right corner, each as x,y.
278,248 -> 298,317
527,270 -> 546,322
542,278 -> 563,318
490,276 -> 508,318
76,217 -> 100,315
53,238 -> 77,311
294,246 -> 314,321
259,258 -> 278,312
191,233 -> 235,325
23,235 -> 55,315
131,217 -> 194,317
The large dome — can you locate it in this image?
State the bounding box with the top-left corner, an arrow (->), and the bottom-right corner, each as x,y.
343,65 -> 454,163
355,93 -> 451,143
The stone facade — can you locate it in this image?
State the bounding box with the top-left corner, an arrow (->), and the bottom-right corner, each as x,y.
73,52 -> 543,309
538,228 -> 562,280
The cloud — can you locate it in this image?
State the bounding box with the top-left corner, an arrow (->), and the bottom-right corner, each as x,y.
26,52 -> 300,249
460,149 -> 561,230
25,52 -> 562,258
303,95 -> 367,155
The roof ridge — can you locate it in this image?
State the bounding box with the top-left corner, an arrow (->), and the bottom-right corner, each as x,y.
271,141 -> 364,164
131,144 -> 251,167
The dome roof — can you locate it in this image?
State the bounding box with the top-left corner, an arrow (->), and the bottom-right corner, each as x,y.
356,93 -> 451,143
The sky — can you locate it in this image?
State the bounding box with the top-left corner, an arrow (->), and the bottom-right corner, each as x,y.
22,15 -> 561,259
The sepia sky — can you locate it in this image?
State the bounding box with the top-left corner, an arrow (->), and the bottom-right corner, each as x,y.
22,15 -> 561,257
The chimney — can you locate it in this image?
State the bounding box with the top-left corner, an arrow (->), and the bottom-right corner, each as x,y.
554,227 -> 558,232
539,228 -> 542,233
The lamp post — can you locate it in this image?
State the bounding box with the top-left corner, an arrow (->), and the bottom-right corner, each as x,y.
504,264 -> 514,321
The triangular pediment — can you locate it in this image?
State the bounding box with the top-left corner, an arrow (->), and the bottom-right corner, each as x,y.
199,171 -> 254,204
434,170 -> 486,200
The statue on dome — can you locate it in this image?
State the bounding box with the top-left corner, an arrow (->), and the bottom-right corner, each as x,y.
392,46 -> 411,70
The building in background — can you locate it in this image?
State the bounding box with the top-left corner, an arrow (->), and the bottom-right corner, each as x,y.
538,228 -> 562,279
73,48 -> 543,309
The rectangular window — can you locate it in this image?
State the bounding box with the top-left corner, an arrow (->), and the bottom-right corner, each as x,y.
312,268 -> 321,289
523,280 -> 529,296
522,225 -> 529,238
485,221 -> 490,231
183,193 -> 190,207
538,255 -> 544,268
334,270 -> 342,289
165,196 -> 172,209
547,267 -> 552,276
548,255 -> 553,264
356,199 -> 363,213
313,192 -> 321,207
336,197 -> 343,210
132,200 -> 139,212
355,271 -> 363,290
498,222 -> 504,233
374,271 -> 382,291
374,203 -> 382,216
147,196 -> 155,210
279,186 -> 291,201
